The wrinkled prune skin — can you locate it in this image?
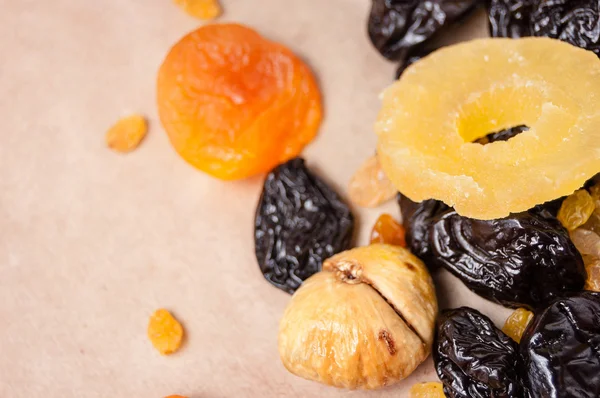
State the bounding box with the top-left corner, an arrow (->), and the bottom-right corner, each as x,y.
473,125 -> 529,144
532,0 -> 600,57
254,158 -> 354,294
520,292 -> 600,398
487,0 -> 535,38
488,0 -> 600,57
368,0 -> 481,61
395,47 -> 436,79
434,307 -> 521,398
398,193 -> 450,271
430,208 -> 585,309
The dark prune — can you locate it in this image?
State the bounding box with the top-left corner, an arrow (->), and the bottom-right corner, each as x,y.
487,0 -> 535,38
532,0 -> 600,57
254,158 -> 354,294
434,307 -> 521,398
395,47 -> 436,79
368,0 -> 481,61
398,193 -> 450,271
430,209 -> 586,309
487,0 -> 600,57
520,291 -> 600,398
473,125 -> 529,145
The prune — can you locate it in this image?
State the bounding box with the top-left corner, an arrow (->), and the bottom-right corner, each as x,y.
488,0 -> 600,57
254,158 -> 354,294
395,47 -> 436,79
520,291 -> 600,397
487,0 -> 535,38
430,208 -> 586,309
473,124 -> 529,145
532,0 -> 600,57
398,193 -> 450,271
368,0 -> 481,61
434,307 -> 521,398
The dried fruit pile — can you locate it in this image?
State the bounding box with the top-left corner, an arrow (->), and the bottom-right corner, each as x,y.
157,23 -> 322,180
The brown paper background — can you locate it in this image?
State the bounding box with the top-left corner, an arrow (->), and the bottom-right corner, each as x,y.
0,1 -> 510,396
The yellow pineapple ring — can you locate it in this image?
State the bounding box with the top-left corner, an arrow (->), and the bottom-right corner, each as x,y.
376,38 -> 600,220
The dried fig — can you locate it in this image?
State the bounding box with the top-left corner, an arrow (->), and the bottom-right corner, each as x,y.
278,244 -> 438,389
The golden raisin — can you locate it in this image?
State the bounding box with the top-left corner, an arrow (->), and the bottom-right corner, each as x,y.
583,255 -> 600,292
147,309 -> 184,355
370,213 -> 406,247
502,308 -> 533,343
174,0 -> 221,20
348,155 -> 397,208
409,382 -> 445,398
157,24 -> 322,180
557,189 -> 595,231
105,114 -> 147,153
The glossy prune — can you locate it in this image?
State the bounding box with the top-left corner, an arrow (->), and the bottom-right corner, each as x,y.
487,0 -> 535,38
520,291 -> 600,398
473,125 -> 529,145
434,307 -> 521,398
254,158 -> 354,294
430,208 -> 586,309
532,0 -> 600,57
368,0 -> 481,61
488,0 -> 600,57
398,193 -> 450,271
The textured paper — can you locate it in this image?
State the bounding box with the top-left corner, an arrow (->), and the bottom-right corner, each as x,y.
0,1 -> 508,397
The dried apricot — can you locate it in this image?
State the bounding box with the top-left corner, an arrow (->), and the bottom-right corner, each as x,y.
377,38 -> 600,219
370,213 -> 406,247
502,308 -> 533,343
410,382 -> 445,398
105,114 -> 147,153
558,189 -> 595,231
348,155 -> 397,208
174,0 -> 221,20
147,309 -> 184,355
157,24 -> 322,180
165,396 -> 188,398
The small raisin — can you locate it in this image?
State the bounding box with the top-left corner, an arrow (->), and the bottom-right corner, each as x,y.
557,189 -> 595,231
105,114 -> 147,153
147,309 -> 184,355
370,213 -> 406,247
502,307 -> 533,343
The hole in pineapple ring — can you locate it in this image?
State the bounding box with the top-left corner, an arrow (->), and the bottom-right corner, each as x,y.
456,85 -> 542,143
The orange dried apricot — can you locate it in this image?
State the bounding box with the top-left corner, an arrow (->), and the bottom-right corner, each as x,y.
557,189 -> 595,231
147,309 -> 184,355
370,213 -> 406,247
157,24 -> 322,180
502,308 -> 533,343
409,382 -> 445,398
105,114 -> 147,153
174,0 -> 221,20
165,396 -> 188,398
348,155 -> 397,208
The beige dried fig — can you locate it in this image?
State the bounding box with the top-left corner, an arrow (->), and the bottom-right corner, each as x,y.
278,244 -> 438,390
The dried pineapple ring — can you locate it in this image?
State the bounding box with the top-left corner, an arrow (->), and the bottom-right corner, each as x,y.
376,38 -> 600,220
